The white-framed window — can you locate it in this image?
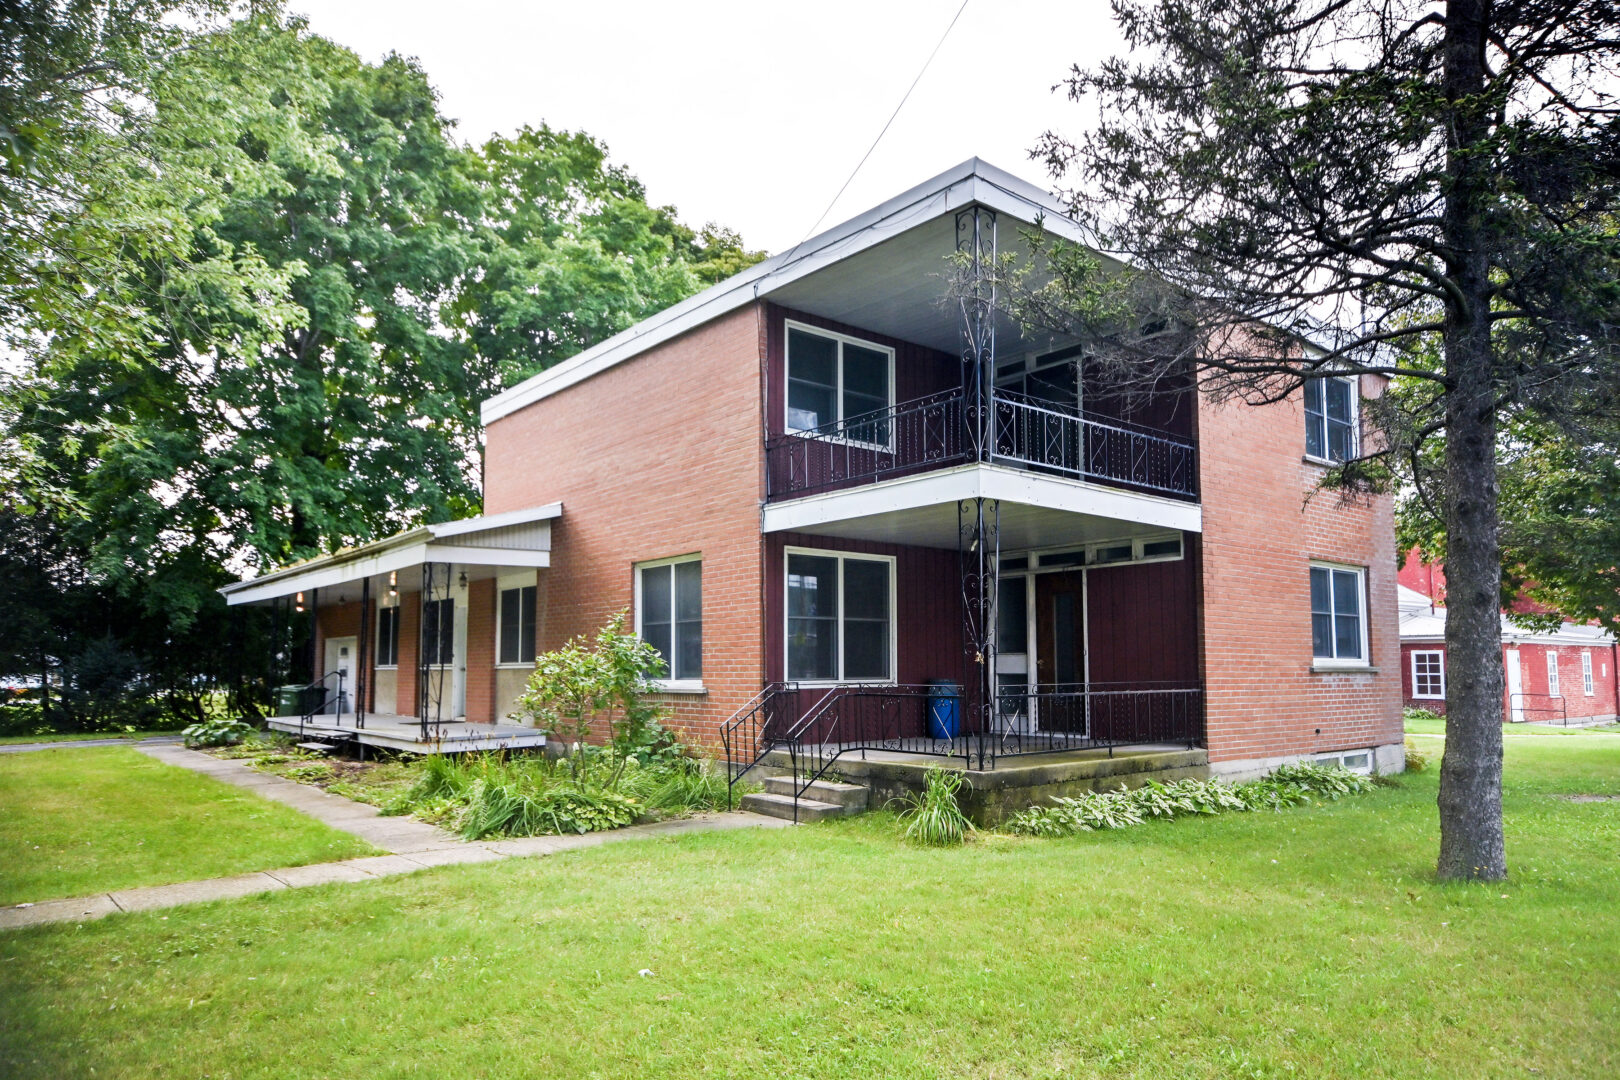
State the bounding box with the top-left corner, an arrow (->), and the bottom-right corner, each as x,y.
1547,651 -> 1560,698
636,555 -> 702,685
785,321 -> 895,444
422,598 -> 453,666
1582,651 -> 1594,696
785,547 -> 895,684
1029,533 -> 1184,572
1310,563 -> 1369,665
497,574 -> 537,667
375,604 -> 400,668
1305,375 -> 1357,463
1411,650 -> 1444,699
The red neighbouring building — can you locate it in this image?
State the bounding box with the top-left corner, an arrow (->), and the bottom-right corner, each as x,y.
224,159 -> 1404,792
1398,553 -> 1619,725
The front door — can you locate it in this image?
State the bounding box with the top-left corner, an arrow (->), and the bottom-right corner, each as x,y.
1034,571 -> 1087,733
1505,648 -> 1523,722
322,636 -> 356,716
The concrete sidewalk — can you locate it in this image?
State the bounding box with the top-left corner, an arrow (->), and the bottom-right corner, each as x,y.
1,743 -> 787,931
0,735 -> 182,754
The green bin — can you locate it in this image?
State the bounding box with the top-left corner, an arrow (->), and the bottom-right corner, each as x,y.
275,684 -> 306,717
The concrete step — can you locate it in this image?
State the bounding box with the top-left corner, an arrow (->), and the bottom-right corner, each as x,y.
295,742 -> 336,753
739,791 -> 856,823
761,775 -> 869,810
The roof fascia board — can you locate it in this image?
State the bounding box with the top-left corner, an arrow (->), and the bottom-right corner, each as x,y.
223,543 -> 553,606
428,501 -> 561,539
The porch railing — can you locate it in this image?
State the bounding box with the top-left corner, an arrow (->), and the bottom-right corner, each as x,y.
764,388 -> 1198,501
1508,692 -> 1567,725
724,680 -> 1204,818
990,390 -> 1198,499
765,389 -> 968,498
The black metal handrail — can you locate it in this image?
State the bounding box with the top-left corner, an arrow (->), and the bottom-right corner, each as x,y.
720,683 -> 835,807
1508,692 -> 1568,725
749,680 -> 1204,820
296,670 -> 347,738
765,389 -> 969,497
990,390 -> 1198,499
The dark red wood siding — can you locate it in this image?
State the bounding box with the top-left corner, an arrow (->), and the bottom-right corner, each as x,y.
1084,546 -> 1201,684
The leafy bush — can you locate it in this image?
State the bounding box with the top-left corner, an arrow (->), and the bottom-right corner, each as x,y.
1006,763 -> 1375,837
388,744 -> 731,839
892,768 -> 976,846
1403,705 -> 1444,726
182,716 -> 257,747
1404,739 -> 1430,772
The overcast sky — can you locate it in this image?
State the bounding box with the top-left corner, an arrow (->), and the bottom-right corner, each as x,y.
288,1 -> 1125,253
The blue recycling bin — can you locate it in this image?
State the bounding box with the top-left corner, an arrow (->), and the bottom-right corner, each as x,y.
927,680 -> 962,740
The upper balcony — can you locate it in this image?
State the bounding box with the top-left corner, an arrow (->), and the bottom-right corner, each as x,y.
765,383 -> 1198,503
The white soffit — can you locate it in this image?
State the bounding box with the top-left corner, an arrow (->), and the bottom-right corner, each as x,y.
761,464 -> 1202,550
478,159 -> 1095,426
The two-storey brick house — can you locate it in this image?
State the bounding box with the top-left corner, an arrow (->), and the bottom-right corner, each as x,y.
226,159 -> 1402,784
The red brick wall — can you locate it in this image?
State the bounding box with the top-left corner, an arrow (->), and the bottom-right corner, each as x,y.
482,304 -> 767,751
464,578 -> 497,723
1403,640 -> 1619,722
1197,376 -> 1403,764
395,593 -> 420,718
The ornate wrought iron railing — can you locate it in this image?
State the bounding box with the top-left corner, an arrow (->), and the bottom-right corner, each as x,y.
765,387 -> 1198,501
722,680 -> 1204,819
720,683 -> 834,806
990,390 -> 1198,499
765,389 -> 969,498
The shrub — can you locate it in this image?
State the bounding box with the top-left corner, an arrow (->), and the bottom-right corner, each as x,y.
1403,705 -> 1444,726
1006,763 -> 1375,837
1404,739 -> 1430,772
182,716 -> 256,747
893,768 -> 976,846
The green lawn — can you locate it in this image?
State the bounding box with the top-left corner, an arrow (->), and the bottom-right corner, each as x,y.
2,736 -> 1617,1079
0,747 -> 378,904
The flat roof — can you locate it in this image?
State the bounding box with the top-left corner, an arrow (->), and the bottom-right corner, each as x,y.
478,158 -> 1093,426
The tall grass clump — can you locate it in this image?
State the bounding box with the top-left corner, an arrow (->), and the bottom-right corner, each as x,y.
893,767 -> 976,846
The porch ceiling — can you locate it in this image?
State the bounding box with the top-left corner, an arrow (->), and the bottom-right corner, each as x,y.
764,463 -> 1201,550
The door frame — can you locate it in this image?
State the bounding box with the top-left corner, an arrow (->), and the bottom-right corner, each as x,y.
322,635 -> 357,716
1505,647 -> 1523,722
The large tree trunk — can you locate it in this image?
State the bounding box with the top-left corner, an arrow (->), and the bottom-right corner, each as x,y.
1436,0 -> 1507,882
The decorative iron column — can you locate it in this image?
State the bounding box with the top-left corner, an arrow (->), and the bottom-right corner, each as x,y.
955,205 -> 997,462
958,496 -> 1000,769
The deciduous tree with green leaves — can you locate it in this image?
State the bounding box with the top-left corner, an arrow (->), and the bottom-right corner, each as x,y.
1020,0 -> 1620,880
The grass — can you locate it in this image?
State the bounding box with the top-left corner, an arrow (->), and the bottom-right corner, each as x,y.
0,729 -> 177,746
1,734 -> 1617,1079
0,747 -> 379,905
1404,711 -> 1618,738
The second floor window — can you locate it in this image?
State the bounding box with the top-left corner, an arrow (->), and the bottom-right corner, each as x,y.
498,585 -> 537,665
1305,376 -> 1357,462
638,556 -> 702,682
786,324 -> 893,443
375,606 -> 400,667
422,598 -> 453,666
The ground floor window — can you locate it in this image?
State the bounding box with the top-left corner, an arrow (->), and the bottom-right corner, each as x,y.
498,584 -> 537,665
786,549 -> 893,682
1547,651 -> 1561,698
1310,563 -> 1366,663
1583,651 -> 1595,696
422,598 -> 453,666
1411,649 -> 1444,699
376,606 -> 400,667
637,555 -> 702,682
